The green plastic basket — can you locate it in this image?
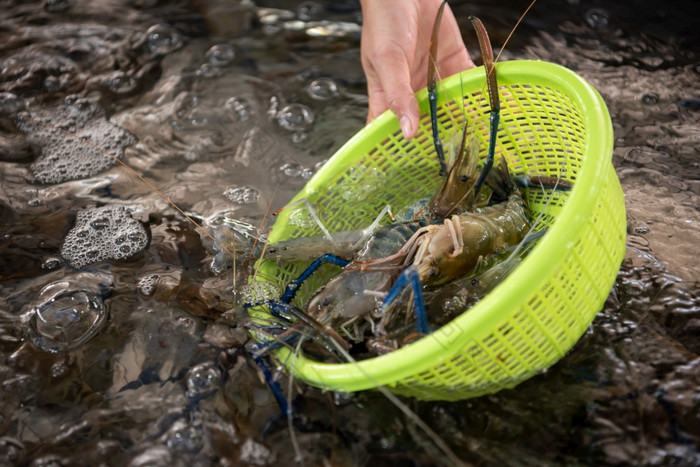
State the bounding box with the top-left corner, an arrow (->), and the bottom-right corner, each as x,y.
251,60 -> 626,401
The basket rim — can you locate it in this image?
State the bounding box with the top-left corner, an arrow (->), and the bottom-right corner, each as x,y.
266,60 -> 614,392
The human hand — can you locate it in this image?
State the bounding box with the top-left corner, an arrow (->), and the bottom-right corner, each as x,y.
360,0 -> 474,139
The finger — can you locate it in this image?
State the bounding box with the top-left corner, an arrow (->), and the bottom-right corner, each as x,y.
369,48 -> 420,139
366,76 -> 388,124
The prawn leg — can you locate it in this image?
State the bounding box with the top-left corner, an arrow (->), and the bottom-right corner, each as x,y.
513,175 -> 573,191
279,254 -> 350,303
250,343 -> 291,417
428,1 -> 448,176
470,16 -> 501,201
381,266 -> 430,335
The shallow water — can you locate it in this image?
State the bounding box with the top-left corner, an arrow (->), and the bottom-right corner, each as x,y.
0,0 -> 698,465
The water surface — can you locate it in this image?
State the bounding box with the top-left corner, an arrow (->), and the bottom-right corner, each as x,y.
0,0 -> 698,465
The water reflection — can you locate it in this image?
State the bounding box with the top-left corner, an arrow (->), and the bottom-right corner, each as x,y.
0,0 -> 698,465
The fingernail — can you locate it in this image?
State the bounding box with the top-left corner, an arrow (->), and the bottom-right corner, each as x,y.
399,115 -> 413,139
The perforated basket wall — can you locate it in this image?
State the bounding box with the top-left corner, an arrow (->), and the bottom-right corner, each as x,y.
251,60 -> 626,401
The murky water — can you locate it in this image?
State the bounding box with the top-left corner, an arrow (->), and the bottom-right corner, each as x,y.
0,0 -> 698,465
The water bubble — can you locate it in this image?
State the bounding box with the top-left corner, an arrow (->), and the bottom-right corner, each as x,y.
297,1 -> 323,21
187,108 -> 209,127
128,232 -> 144,242
42,257 -> 61,270
186,362 -> 221,399
175,94 -> 198,120
224,97 -> 252,121
288,207 -> 316,229
50,361 -> 69,378
145,24 -> 183,55
26,280 -> 108,353
103,70 -> 138,94
223,186 -> 259,204
60,206 -> 148,269
43,0 -> 71,12
585,8 -> 609,29
137,274 -> 158,296
240,282 -> 279,303
90,217 -> 110,230
205,43 -> 236,66
0,92 -> 25,116
280,162 -> 304,177
20,101 -> 136,184
291,132 -> 307,143
165,424 -> 203,455
196,63 -> 221,78
307,77 -> 340,100
43,75 -> 66,92
641,93 -> 659,105
277,104 -> 314,132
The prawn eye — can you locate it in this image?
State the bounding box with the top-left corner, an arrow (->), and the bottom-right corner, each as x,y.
321,298 -> 331,307
459,175 -> 468,182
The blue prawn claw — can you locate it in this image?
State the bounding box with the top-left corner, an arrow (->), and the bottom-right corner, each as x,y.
381,266 -> 430,335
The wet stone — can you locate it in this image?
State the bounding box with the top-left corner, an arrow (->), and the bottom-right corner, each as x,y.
61,206 -> 148,269
17,98 -> 137,184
